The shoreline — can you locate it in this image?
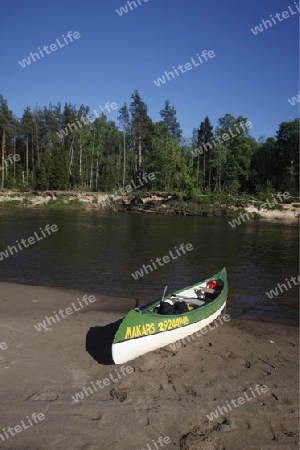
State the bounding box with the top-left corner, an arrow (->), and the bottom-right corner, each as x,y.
0,280 -> 298,327
0,282 -> 298,449
0,189 -> 299,221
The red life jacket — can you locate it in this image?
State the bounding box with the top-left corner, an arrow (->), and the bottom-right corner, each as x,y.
208,280 -> 217,289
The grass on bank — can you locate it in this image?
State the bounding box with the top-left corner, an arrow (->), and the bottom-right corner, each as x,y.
0,199 -> 23,206
43,199 -> 86,209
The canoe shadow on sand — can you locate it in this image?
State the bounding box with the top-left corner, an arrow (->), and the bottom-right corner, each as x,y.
85,319 -> 123,365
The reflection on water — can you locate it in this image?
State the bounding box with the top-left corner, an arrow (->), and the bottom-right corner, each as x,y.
0,208 -> 298,324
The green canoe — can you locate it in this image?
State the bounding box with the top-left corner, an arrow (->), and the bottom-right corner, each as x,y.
112,267 -> 228,364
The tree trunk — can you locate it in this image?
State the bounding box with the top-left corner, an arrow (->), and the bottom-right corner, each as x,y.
35,120 -> 40,162
89,133 -> 95,191
138,135 -> 142,173
69,138 -> 75,188
95,156 -> 99,190
79,137 -> 82,179
203,152 -> 206,188
32,127 -> 34,182
122,131 -> 126,189
1,129 -> 5,188
26,136 -> 29,185
13,138 -> 16,181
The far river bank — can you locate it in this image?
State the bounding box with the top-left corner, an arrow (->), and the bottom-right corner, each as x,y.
0,189 -> 299,221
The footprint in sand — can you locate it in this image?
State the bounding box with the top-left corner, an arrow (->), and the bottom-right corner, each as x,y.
110,388 -> 127,403
67,364 -> 90,387
70,404 -> 102,421
28,392 -> 59,401
179,428 -> 221,450
212,418 -> 250,432
80,445 -> 99,450
134,398 -> 151,426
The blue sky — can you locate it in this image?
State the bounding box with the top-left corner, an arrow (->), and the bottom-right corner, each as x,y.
0,0 -> 299,141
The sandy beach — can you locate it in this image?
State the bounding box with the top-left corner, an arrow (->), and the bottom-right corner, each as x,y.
0,282 -> 298,450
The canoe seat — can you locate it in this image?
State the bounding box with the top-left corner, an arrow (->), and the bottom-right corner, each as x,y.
171,295 -> 206,307
189,298 -> 206,306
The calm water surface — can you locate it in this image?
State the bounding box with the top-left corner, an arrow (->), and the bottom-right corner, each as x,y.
0,208 -> 298,325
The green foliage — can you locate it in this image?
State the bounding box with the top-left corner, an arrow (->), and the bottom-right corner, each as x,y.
43,199 -> 85,209
1,199 -> 22,205
256,179 -> 275,198
147,124 -> 191,192
183,183 -> 198,201
251,119 -> 299,195
257,202 -> 284,211
0,93 -> 298,203
23,197 -> 32,205
35,158 -> 50,190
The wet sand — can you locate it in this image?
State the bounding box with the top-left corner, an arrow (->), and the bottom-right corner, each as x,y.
0,282 -> 298,450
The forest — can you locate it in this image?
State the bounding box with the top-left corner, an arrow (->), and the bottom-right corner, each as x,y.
0,91 -> 299,199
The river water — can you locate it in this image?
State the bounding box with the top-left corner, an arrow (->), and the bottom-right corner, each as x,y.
0,208 -> 298,325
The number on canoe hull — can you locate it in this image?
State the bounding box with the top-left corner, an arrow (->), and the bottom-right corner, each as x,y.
158,316 -> 189,332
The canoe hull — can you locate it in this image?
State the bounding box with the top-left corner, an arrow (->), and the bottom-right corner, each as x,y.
112,300 -> 226,364
112,267 -> 228,364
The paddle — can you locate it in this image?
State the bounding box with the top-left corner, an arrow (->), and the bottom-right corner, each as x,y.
134,298 -> 141,313
160,284 -> 168,307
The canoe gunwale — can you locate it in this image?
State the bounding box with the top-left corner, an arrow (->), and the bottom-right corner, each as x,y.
140,267 -> 227,316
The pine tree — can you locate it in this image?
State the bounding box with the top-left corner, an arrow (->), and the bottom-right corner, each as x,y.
0,96 -> 15,187
129,90 -> 153,178
118,103 -> 130,189
20,107 -> 35,187
197,115 -> 213,189
159,99 -> 182,140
